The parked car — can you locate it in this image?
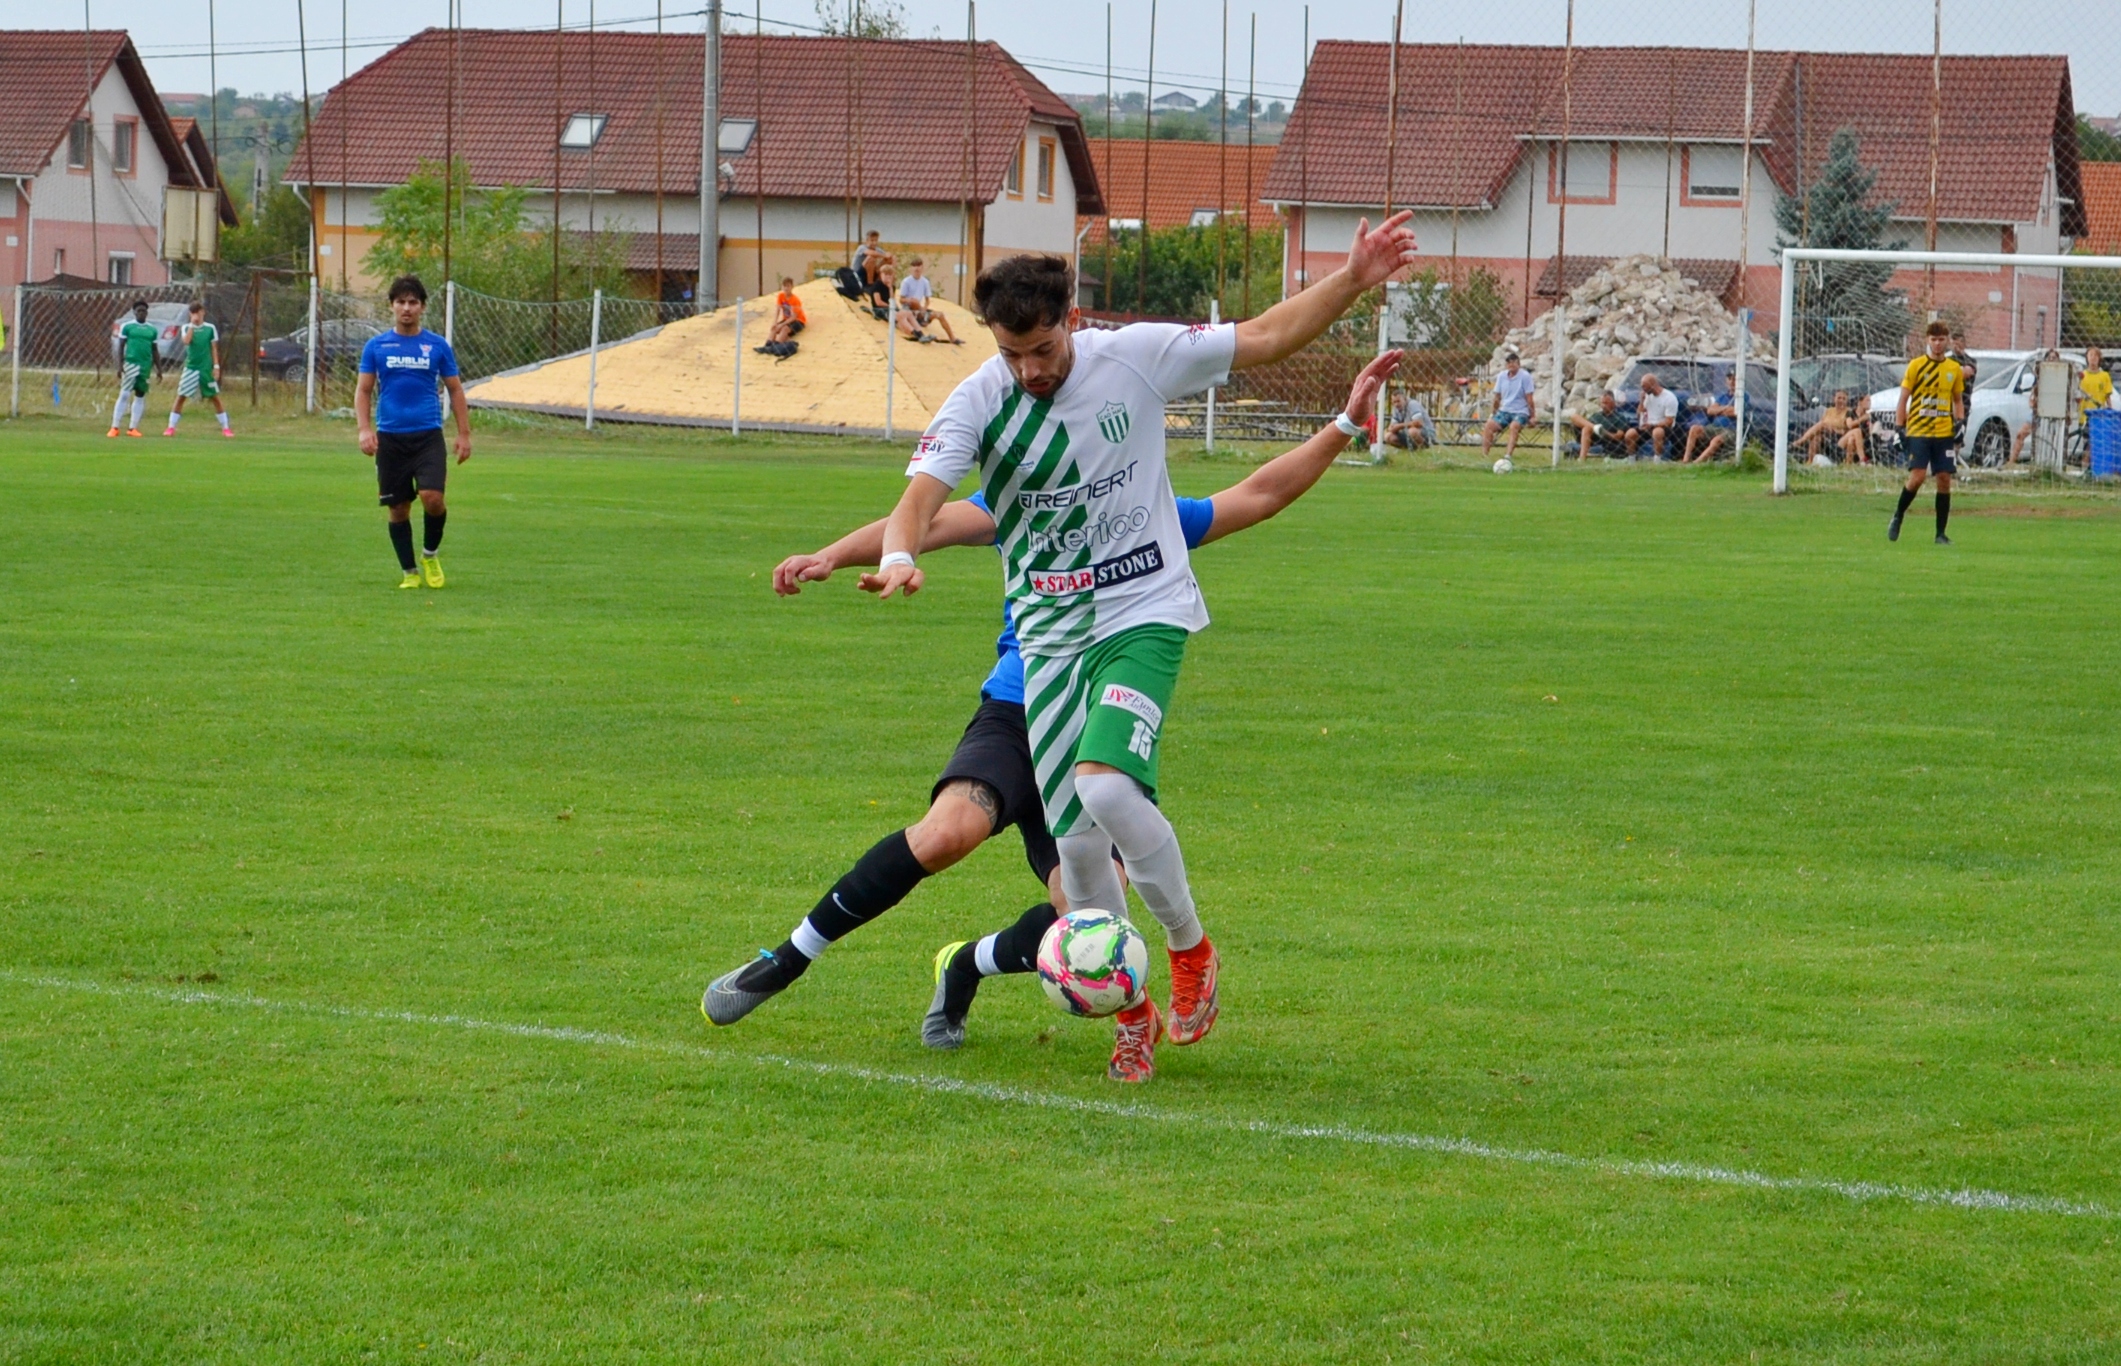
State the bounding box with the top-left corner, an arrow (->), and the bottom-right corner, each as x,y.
257,318 -> 387,383
1610,355 -> 1798,453
1863,350 -> 2090,467
108,303 -> 191,372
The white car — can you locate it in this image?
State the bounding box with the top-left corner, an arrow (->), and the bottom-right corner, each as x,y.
1864,349 -> 2089,468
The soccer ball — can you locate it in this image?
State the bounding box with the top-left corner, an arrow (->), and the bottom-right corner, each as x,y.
1037,909 -> 1150,1018
1493,457 -> 1514,474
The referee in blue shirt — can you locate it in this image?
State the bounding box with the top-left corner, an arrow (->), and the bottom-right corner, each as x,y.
356,275 -> 471,588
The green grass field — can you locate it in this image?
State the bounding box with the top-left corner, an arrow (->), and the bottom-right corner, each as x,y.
3,413 -> 2119,1363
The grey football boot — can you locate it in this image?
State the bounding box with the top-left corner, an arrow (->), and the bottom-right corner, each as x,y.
701,949 -> 789,1026
921,940 -> 970,1050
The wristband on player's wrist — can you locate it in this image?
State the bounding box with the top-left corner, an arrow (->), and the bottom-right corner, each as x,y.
879,550 -> 917,571
1332,411 -> 1366,439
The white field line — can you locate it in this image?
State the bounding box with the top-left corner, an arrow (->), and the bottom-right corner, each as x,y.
4,970 -> 2110,1221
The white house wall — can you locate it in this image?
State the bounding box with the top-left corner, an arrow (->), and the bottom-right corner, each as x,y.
24,63 -> 171,286
980,121 -> 1082,258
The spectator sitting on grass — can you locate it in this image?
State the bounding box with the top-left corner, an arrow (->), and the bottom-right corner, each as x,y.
1681,372 -> 1738,464
768,277 -> 807,345
1383,386 -> 1432,448
897,259 -> 961,345
852,231 -> 895,307
1630,373 -> 1679,459
1570,391 -> 1631,459
1480,351 -> 1537,460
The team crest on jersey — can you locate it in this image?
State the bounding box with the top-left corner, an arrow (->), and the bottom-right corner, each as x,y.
1096,400 -> 1130,444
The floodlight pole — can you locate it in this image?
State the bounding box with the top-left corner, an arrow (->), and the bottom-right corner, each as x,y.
701,0 -> 721,304
1771,246 -> 2121,494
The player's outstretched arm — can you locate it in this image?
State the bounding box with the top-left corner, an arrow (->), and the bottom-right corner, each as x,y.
867,473 -> 954,599
1200,350 -> 1404,544
773,501 -> 998,595
1231,211 -> 1419,372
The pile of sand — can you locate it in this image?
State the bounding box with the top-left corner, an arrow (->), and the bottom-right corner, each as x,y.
466,277 -> 995,434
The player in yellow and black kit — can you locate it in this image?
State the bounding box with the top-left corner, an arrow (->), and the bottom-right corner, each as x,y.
1891,321 -> 1966,545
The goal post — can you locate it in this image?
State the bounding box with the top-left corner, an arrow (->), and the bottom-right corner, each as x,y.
1773,247 -> 2121,494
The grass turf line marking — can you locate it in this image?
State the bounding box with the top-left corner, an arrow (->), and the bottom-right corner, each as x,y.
6,970 -> 2109,1222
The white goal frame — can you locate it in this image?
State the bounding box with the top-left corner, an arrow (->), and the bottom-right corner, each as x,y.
1772,247 -> 2121,493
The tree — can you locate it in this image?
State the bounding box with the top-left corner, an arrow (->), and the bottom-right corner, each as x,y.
812,0 -> 906,37
219,183 -> 312,270
2081,115 -> 2121,163
1776,128 -> 1910,351
363,159 -> 630,300
1099,221 -> 1283,318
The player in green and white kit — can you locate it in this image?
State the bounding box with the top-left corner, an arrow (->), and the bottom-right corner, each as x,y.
109,300 -> 158,437
165,300 -> 233,437
869,219 -> 1418,1081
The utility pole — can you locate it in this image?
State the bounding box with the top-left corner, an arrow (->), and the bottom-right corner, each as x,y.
701,0 -> 721,303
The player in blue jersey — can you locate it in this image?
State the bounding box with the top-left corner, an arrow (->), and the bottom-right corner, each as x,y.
355,275 -> 471,589
703,351 -> 1405,1060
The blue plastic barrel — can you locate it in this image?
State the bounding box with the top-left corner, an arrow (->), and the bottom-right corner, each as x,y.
2091,409 -> 2121,478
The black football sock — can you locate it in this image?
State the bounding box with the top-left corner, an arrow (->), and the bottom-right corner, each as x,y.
940,901 -> 1059,1023
388,520 -> 417,571
1935,492 -> 1951,536
1894,486 -> 1918,519
737,831 -> 929,992
422,510 -> 447,554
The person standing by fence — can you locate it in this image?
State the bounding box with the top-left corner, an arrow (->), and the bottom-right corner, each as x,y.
108,300 -> 158,438
355,276 -> 472,589
165,301 -> 233,438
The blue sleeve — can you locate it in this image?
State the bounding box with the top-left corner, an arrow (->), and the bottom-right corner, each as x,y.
357,335 -> 379,374
434,336 -> 460,378
1176,496 -> 1214,549
966,490 -> 1001,546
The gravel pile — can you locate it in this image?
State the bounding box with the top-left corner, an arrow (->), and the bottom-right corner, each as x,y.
1493,254 -> 1774,411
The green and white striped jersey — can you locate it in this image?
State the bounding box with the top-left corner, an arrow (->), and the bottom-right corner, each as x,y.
908,321 -> 1236,655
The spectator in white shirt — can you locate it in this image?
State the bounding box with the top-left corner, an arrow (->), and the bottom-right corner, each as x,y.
1383,387 -> 1433,449
1630,373 -> 1679,459
1482,351 -> 1538,459
896,259 -> 961,344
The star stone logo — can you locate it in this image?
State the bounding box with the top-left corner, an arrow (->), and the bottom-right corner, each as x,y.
1096,400 -> 1130,445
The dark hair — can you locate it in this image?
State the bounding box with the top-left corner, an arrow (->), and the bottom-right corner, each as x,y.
389,275 -> 429,304
973,254 -> 1074,333
132,299 -> 148,311
1925,320 -> 1949,338
188,299 -> 206,312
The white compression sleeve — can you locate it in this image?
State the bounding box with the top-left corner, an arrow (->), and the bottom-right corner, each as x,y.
1074,771 -> 1204,952
1057,829 -> 1127,919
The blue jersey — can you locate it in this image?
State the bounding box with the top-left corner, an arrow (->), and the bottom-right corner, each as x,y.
359,328 -> 459,434
967,491 -> 1215,704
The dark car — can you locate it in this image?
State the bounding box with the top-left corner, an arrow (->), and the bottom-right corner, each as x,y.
257,318 -> 387,382
1611,356 -> 1800,453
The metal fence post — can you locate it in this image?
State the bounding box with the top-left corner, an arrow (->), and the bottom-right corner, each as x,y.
732,297 -> 742,437
585,288 -> 602,431
1732,307 -> 1752,464
9,284 -> 21,419
1549,303 -> 1566,467
885,298 -> 897,443
1205,299 -> 1218,452
1772,265 -> 1794,494
304,277 -> 319,414
445,279 -> 456,347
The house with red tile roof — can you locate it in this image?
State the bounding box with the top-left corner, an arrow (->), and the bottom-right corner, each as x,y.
1079,138 -> 1280,244
2080,162 -> 2121,256
0,29 -> 237,297
287,28 -> 1103,301
1269,43 -> 2086,349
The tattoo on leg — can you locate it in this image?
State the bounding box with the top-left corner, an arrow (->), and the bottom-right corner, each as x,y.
943,779 -> 1005,834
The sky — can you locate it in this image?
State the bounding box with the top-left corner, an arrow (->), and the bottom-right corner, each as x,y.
92,0 -> 2121,121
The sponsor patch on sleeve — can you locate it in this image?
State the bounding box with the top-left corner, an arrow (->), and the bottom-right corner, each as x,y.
905,434 -> 945,477
1099,684 -> 1164,731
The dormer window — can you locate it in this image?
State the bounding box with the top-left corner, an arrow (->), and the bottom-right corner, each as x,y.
559,113 -> 608,149
717,119 -> 756,155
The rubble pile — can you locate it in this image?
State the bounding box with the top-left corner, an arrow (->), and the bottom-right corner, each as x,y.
1493,254 -> 1774,411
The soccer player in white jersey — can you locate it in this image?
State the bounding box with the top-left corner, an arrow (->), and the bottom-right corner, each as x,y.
864,218 -> 1418,1081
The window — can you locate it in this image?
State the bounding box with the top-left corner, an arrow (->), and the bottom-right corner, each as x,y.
1004,143 -> 1023,197
1546,141 -> 1616,204
1685,146 -> 1743,202
112,119 -> 136,173
52,247 -> 66,275
559,113 -> 608,149
106,253 -> 133,285
1188,209 -> 1219,227
68,119 -> 91,168
717,119 -> 756,155
1036,138 -> 1056,200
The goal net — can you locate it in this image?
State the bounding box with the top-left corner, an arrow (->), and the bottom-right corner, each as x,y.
1773,247 -> 2121,493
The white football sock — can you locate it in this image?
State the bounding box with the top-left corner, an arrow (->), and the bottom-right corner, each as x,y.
217,411 -> 231,431
166,409 -> 181,429
788,918 -> 831,960
129,396 -> 146,429
112,394 -> 129,428
1074,771 -> 1203,951
1057,829 -> 1127,920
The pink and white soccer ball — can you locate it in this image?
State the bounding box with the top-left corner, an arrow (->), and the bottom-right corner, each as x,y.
1036,909 -> 1150,1018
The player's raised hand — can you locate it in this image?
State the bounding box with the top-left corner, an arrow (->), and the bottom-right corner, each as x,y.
1344,211 -> 1420,290
859,563 -> 924,599
1345,349 -> 1405,427
773,551 -> 835,596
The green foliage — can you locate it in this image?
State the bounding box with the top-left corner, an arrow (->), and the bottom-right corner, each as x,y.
1393,266 -> 1511,350
2063,263 -> 2121,347
2078,115 -> 2121,163
1097,221 -> 1284,317
1777,128 -> 1910,344
364,159 -> 631,301
218,184 -> 312,270
811,0 -> 905,37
